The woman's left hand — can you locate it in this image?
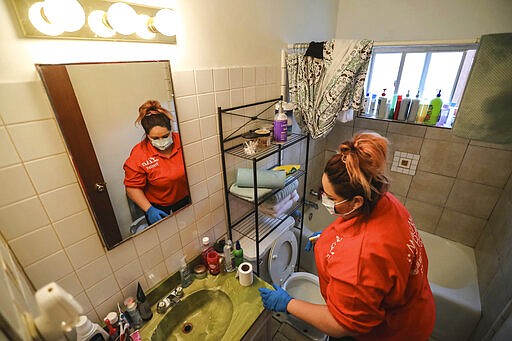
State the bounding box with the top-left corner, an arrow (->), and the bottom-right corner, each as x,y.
258,284 -> 292,312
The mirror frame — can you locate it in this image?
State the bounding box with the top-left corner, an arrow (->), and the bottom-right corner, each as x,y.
36,61 -> 187,249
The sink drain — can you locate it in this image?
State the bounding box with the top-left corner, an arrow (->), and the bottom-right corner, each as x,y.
182,322 -> 193,334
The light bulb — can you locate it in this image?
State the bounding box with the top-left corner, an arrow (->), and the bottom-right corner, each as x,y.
136,14 -> 155,40
153,9 -> 176,36
28,2 -> 64,36
43,0 -> 85,32
106,3 -> 137,35
88,10 -> 115,38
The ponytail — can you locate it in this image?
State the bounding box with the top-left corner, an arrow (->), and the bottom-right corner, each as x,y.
324,131 -> 389,218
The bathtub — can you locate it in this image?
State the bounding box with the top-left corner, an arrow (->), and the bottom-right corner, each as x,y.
300,206 -> 481,341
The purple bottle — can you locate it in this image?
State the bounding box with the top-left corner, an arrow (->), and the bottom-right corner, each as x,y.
273,101 -> 287,143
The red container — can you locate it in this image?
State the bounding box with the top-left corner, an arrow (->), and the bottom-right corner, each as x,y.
206,251 -> 220,275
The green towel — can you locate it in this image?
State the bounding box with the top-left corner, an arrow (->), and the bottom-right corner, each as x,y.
229,183 -> 272,202
452,33 -> 512,144
236,168 -> 286,189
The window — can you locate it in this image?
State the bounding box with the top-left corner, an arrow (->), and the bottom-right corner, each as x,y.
362,44 -> 477,128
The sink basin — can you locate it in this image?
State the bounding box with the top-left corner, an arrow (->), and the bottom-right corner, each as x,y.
140,271 -> 272,341
151,289 -> 233,341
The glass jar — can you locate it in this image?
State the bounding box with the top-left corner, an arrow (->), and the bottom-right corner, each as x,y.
254,129 -> 271,149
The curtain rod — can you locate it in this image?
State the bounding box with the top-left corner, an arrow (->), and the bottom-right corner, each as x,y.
288,38 -> 479,49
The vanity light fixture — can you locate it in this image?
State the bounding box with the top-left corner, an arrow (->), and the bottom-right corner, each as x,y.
10,0 -> 177,44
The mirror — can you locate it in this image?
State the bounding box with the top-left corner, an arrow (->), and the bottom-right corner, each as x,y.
36,61 -> 191,249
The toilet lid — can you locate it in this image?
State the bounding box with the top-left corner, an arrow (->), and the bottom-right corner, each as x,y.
268,230 -> 297,286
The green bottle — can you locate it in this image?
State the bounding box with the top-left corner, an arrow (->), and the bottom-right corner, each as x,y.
424,90 -> 443,125
233,240 -> 244,267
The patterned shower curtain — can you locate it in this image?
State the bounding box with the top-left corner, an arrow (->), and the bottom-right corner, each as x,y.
287,39 -> 373,139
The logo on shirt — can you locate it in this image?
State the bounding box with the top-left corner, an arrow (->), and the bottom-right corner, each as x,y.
142,157 -> 160,170
406,217 -> 424,275
325,234 -> 344,260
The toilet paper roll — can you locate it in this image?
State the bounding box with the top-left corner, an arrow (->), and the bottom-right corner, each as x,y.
238,262 -> 253,286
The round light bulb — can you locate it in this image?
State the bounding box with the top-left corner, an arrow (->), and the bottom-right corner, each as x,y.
135,14 -> 155,40
106,3 -> 137,35
88,10 -> 115,38
43,0 -> 85,32
28,2 -> 64,36
153,9 -> 176,36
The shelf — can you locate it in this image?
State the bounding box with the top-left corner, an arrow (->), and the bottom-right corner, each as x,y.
228,169 -> 305,205
232,200 -> 303,243
224,133 -> 307,161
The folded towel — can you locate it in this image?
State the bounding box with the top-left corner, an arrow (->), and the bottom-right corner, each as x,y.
261,190 -> 296,211
260,190 -> 299,218
236,168 -> 286,189
267,180 -> 299,204
229,183 -> 272,202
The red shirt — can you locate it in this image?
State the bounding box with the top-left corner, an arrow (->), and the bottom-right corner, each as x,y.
314,192 -> 435,341
123,132 -> 189,206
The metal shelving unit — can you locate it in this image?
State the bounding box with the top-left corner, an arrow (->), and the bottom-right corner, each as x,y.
217,97 -> 310,276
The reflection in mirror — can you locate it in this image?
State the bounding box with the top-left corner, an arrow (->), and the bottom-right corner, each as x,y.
37,61 -> 191,249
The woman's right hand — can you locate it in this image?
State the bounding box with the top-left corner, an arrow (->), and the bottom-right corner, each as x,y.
147,206 -> 168,224
305,231 -> 322,252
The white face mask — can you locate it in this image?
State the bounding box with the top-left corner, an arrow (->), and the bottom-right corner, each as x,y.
150,134 -> 173,150
321,193 -> 357,217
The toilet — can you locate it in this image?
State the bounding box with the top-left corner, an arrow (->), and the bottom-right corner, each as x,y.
237,217 -> 327,340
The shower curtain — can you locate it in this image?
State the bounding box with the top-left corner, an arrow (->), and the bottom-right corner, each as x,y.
287,39 -> 373,139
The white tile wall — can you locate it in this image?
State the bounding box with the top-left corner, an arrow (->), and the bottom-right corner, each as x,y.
0,66 -> 280,321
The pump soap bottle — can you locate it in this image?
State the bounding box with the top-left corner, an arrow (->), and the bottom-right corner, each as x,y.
273,101 -> 287,143
233,240 -> 244,267
397,90 -> 411,121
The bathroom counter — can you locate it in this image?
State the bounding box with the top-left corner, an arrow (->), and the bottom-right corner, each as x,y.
139,270 -> 272,340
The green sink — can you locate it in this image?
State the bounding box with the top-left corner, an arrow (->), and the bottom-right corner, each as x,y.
151,289 -> 233,341
140,271 -> 272,341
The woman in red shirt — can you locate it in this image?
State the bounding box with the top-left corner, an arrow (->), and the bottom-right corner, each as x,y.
124,100 -> 190,225
260,132 -> 435,340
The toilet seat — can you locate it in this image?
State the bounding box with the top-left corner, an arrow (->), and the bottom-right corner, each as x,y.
268,230 -> 298,286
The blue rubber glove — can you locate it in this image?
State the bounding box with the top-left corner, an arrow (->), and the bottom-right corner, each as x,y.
305,231 -> 322,252
146,206 -> 168,224
258,284 -> 292,312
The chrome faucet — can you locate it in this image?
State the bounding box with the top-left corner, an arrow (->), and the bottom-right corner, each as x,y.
156,285 -> 184,314
304,200 -> 319,210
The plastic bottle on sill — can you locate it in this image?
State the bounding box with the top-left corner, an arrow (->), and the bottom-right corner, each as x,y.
362,92 -> 370,116
407,90 -> 421,122
424,90 -> 443,125
376,89 -> 388,119
397,90 -> 411,121
368,94 -> 377,117
393,95 -> 403,120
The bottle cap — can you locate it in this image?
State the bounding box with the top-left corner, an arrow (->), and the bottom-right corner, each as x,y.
126,301 -> 137,311
235,240 -> 241,250
105,312 -> 118,324
202,236 -> 210,245
437,89 -> 442,97
381,88 -> 387,96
